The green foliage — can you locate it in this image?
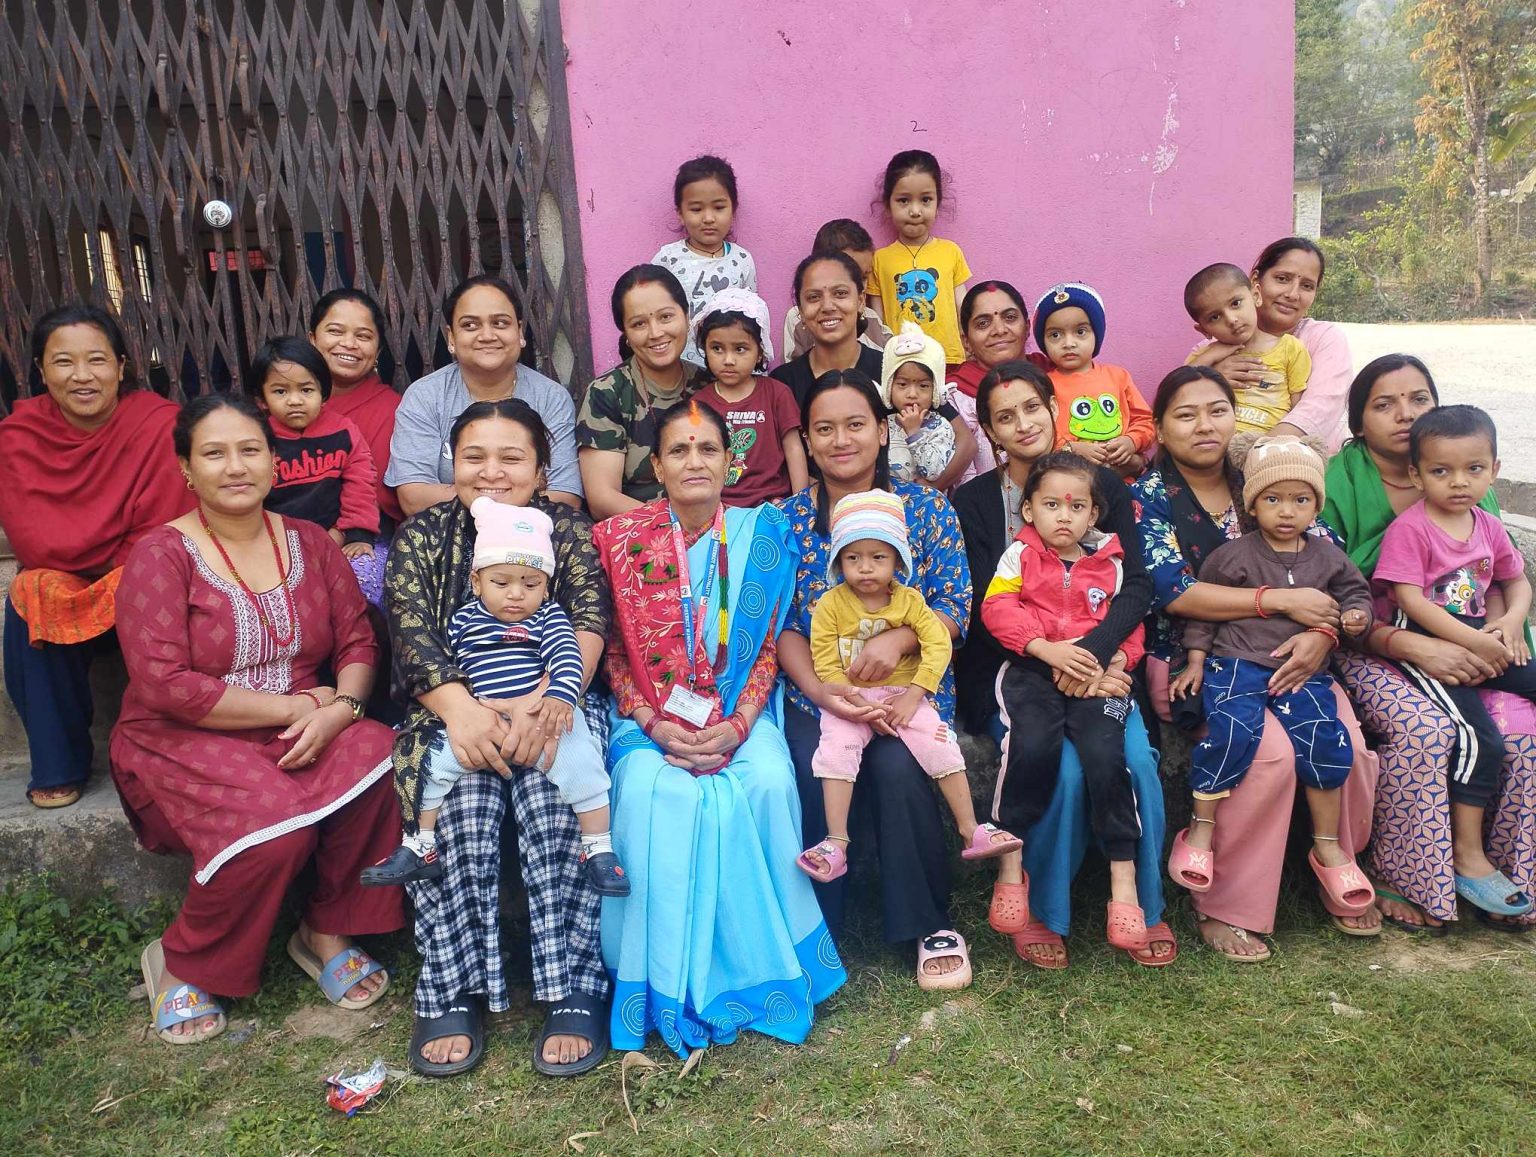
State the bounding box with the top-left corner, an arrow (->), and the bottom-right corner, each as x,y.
0,875 -> 173,1048
1295,0 -> 1420,174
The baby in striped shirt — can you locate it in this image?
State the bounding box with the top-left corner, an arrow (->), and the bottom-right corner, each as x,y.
364,498 -> 628,896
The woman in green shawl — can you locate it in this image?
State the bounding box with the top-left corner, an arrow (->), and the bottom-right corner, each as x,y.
1322,354 -> 1536,934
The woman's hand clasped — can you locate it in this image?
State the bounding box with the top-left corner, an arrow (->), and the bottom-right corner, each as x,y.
478,692 -> 551,769
647,718 -> 737,773
278,688 -> 351,770
1392,631 -> 1500,686
1266,629 -> 1334,696
818,682 -> 897,736
1269,586 -> 1341,631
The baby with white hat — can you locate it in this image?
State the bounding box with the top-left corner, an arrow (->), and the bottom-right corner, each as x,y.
363,498 -> 628,896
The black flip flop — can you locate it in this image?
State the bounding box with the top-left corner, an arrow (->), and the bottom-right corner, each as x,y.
531,990 -> 609,1078
409,997 -> 485,1078
1471,906 -> 1534,935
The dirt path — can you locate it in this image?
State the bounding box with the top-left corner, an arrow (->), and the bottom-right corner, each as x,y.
1338,321 -> 1536,480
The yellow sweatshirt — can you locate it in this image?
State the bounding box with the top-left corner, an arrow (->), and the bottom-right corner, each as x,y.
810,581 -> 952,693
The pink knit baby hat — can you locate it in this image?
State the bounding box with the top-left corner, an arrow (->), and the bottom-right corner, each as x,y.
470,497 -> 556,576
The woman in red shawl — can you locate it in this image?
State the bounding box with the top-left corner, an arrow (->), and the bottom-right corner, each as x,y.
110,393 -> 403,1045
310,289 -> 404,526
0,304 -> 191,807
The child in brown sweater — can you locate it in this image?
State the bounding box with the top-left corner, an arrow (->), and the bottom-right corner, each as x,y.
1166,435 -> 1374,917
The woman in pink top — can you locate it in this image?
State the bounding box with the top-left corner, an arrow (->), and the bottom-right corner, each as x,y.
1198,238 -> 1353,452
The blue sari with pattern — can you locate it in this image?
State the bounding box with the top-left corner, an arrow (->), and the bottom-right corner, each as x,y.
603,503 -> 845,1056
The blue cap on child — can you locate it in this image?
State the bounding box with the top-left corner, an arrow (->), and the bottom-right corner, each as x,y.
1033,282 -> 1106,358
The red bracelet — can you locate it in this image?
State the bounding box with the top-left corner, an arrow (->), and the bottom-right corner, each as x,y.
726,713 -> 749,744
640,715 -> 658,739
1374,625 -> 1403,658
296,689 -> 322,710
1255,586 -> 1273,619
1307,624 -> 1340,647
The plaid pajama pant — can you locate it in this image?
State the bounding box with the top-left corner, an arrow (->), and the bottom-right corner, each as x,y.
408,692 -> 610,1018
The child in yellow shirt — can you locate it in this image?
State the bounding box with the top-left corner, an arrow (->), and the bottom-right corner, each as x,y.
867,150 -> 971,364
796,489 -> 1020,884
1184,263 -> 1311,433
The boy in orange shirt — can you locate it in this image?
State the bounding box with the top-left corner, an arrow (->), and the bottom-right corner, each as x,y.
1032,282 -> 1155,479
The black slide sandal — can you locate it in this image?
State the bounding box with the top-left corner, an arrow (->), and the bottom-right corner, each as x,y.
1471,907 -> 1534,934
410,996 -> 485,1078
531,990 -> 609,1078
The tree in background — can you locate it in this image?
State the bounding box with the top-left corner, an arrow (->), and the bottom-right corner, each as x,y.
1295,0 -> 1418,175
1405,0 -> 1535,306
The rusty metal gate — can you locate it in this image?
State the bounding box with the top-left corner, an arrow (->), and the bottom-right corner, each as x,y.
0,0 -> 591,406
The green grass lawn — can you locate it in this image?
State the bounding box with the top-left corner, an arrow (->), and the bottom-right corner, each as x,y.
5,870 -> 1536,1156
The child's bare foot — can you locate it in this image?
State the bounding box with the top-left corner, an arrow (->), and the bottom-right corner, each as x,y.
1310,837 -> 1353,870
1185,817 -> 1215,852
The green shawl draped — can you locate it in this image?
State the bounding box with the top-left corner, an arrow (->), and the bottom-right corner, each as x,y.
1322,439 -> 1502,578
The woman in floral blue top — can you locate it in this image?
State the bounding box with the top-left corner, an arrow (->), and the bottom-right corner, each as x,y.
775,369 -> 977,991
1131,366 -> 1380,961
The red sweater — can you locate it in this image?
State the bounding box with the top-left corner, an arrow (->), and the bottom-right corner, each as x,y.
981,523 -> 1144,669
267,411 -> 380,541
325,373 -> 403,523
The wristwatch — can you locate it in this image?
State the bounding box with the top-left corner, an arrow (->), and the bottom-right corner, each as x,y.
334,693 -> 365,721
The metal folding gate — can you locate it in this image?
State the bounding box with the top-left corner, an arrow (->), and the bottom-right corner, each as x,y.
0,0 -> 591,404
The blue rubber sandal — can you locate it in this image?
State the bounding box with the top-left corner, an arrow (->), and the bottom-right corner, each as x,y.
286,932 -> 390,1010
140,939 -> 226,1046
1454,870 -> 1535,918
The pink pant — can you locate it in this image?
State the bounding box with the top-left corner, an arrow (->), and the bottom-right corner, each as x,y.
812,686 -> 964,782
1192,681 -> 1378,935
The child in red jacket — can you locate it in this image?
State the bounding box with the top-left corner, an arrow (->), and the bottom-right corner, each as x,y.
981,452 -> 1151,952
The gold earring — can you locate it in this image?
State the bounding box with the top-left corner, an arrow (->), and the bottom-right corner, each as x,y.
183,475 -> 194,490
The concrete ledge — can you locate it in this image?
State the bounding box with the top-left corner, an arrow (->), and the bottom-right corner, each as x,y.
0,758 -> 189,907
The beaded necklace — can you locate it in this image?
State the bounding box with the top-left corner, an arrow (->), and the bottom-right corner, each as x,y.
197,508 -> 297,649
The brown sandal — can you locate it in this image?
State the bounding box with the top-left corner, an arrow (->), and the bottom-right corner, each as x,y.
27,785 -> 82,809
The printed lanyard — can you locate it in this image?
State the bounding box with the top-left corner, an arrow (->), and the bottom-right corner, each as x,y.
668,504 -> 729,688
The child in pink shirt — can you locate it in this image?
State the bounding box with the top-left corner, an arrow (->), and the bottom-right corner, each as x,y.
1375,405 -> 1536,919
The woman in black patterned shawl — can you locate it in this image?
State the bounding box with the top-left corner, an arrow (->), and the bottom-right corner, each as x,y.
384,398 -> 612,1079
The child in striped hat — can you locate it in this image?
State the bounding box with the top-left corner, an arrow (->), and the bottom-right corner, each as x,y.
797,490 -> 1022,889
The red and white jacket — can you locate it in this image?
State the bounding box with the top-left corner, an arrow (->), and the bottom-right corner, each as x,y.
980,524 -> 1144,669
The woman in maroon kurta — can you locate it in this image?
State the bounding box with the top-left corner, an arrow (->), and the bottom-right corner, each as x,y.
110,393 -> 404,1045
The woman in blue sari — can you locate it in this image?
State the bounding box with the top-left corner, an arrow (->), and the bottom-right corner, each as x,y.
593,400 -> 845,1056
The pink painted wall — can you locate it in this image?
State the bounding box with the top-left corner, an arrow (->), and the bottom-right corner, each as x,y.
561,0 -> 1293,390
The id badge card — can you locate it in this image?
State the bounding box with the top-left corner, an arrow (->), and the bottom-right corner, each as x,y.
664,684 -> 714,728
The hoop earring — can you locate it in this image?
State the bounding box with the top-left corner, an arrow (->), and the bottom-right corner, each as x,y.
183,475 -> 194,490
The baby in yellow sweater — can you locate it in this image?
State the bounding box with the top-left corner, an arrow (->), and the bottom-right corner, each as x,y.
1184,262 -> 1311,433
796,489 -> 1021,884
